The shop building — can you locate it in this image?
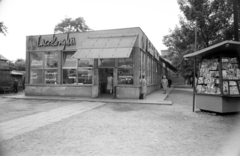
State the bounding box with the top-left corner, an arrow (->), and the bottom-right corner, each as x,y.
25,27 -> 176,99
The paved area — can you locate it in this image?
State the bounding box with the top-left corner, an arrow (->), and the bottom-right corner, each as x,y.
1,87 -> 173,105
0,88 -> 240,156
0,101 -> 105,141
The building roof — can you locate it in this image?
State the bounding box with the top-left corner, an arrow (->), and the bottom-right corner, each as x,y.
10,70 -> 24,75
184,40 -> 240,58
159,57 -> 177,73
0,54 -> 8,61
160,50 -> 169,56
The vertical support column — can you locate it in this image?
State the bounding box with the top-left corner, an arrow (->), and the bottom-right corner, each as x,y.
92,59 -> 99,98
133,48 -> 141,86
193,58 -> 196,112
25,37 -> 30,84
113,58 -> 118,98
58,51 -> 62,84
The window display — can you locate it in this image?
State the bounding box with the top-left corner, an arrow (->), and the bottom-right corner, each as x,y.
63,69 -> 77,84
222,57 -> 240,80
118,69 -> 133,84
197,56 -> 240,96
196,58 -> 221,94
45,52 -> 58,68
78,68 -> 93,84
45,69 -> 58,84
30,69 -> 43,84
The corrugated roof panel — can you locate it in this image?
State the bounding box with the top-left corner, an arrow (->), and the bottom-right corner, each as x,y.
73,35 -> 138,59
73,48 -> 133,59
79,36 -> 137,49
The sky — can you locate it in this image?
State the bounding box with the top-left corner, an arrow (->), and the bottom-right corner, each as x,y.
0,0 -> 181,61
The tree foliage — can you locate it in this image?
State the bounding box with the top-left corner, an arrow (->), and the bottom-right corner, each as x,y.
163,0 -> 234,78
7,59 -> 25,71
54,17 -> 91,33
0,22 -> 7,36
15,59 -> 25,71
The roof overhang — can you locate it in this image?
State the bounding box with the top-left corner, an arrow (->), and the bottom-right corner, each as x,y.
72,34 -> 138,59
184,40 -> 240,59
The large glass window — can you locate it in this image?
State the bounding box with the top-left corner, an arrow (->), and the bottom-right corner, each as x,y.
44,52 -> 59,84
118,54 -> 133,68
98,58 -> 115,67
62,52 -> 77,84
118,69 -> 133,85
30,52 -> 44,84
78,59 -> 93,84
78,68 -> 93,84
45,69 -> 58,84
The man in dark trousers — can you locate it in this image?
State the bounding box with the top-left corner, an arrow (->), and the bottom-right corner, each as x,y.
168,78 -> 172,88
12,78 -> 18,93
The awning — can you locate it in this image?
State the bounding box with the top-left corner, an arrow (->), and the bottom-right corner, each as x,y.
184,40 -> 240,58
72,34 -> 138,59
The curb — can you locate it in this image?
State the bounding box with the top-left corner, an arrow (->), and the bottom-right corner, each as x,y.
1,96 -> 172,105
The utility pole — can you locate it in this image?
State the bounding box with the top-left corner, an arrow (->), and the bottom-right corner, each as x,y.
193,20 -> 197,112
233,0 -> 240,41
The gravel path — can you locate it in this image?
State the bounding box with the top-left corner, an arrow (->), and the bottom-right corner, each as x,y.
0,89 -> 240,156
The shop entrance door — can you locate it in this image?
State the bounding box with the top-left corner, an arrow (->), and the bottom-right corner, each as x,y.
98,68 -> 114,98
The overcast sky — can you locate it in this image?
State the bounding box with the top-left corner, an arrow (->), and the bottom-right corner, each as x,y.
0,0 -> 180,61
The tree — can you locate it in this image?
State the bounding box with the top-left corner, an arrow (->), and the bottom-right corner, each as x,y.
163,0 -> 234,78
15,59 -> 25,71
0,22 -> 7,36
54,17 -> 92,33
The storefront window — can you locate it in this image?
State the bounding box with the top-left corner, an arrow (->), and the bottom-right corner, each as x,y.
63,69 -> 77,84
118,69 -> 133,85
63,52 -> 77,84
45,52 -> 58,68
78,59 -> 93,67
118,53 -> 133,68
30,69 -> 43,84
78,68 -> 93,84
44,52 -> 59,84
98,58 -> 115,67
30,52 -> 44,84
45,69 -> 58,84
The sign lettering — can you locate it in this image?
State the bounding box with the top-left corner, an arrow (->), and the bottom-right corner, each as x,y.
38,33 -> 76,50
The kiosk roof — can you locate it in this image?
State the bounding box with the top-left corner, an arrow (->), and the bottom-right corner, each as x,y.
184,40 -> 240,58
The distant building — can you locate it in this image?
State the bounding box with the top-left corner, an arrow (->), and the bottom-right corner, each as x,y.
0,54 -> 9,69
160,50 -> 185,85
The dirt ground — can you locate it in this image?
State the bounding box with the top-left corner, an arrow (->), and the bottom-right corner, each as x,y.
0,89 -> 240,156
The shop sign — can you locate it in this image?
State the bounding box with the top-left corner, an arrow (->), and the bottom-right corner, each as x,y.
27,33 -> 76,50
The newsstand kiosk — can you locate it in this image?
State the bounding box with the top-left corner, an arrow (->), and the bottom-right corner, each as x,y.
184,40 -> 240,113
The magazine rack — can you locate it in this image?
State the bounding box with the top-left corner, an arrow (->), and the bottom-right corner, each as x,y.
184,41 -> 240,113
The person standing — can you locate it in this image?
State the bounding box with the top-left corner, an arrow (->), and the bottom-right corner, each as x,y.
168,78 -> 172,88
140,75 -> 147,99
107,74 -> 113,94
161,76 -> 168,94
